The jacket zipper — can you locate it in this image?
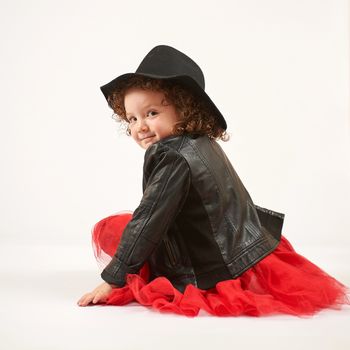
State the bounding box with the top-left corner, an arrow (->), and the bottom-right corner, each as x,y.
164,240 -> 177,266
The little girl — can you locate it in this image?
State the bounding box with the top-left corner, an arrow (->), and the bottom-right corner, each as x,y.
77,45 -> 350,317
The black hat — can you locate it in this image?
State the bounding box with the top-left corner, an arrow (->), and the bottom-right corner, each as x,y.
100,45 -> 227,130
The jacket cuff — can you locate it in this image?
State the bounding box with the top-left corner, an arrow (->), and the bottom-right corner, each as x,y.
100,256 -> 127,287
100,269 -> 126,287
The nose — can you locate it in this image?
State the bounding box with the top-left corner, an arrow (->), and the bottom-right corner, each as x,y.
136,118 -> 149,132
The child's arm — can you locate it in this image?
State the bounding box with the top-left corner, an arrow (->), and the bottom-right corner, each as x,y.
100,143 -> 191,287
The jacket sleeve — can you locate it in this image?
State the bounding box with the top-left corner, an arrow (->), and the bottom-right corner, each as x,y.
100,143 -> 191,287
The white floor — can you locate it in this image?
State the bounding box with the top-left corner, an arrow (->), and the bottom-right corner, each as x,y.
1,242 -> 350,350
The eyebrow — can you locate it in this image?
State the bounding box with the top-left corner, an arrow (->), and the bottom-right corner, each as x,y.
125,103 -> 162,116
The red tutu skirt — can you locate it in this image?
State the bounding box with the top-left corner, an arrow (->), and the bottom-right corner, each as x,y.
91,212 -> 350,317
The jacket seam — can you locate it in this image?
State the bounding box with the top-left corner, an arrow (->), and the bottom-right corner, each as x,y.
188,141 -> 222,237
188,140 -> 238,243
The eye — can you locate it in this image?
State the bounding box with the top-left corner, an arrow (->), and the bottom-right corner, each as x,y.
127,116 -> 137,123
147,110 -> 158,117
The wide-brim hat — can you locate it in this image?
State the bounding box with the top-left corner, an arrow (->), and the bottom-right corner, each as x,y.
100,45 -> 227,130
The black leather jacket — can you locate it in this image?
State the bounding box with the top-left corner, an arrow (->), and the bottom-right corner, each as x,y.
101,133 -> 285,293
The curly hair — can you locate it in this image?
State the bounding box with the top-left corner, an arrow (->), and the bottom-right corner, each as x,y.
106,75 -> 230,142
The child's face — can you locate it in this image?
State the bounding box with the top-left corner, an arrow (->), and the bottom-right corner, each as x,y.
124,87 -> 180,150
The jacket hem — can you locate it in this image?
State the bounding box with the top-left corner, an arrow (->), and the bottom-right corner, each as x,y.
226,235 -> 281,278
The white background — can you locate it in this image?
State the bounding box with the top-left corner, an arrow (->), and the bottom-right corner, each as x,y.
0,1 -> 349,350
1,0 -> 349,247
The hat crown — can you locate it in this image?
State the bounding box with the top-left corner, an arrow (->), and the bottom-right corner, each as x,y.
135,45 -> 205,90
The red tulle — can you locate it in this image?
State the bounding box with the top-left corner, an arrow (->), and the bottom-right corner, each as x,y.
91,212 -> 350,317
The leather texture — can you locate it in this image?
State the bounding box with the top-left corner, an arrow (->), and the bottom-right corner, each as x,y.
101,134 -> 285,293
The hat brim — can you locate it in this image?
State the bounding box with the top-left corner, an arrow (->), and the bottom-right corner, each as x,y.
100,72 -> 227,130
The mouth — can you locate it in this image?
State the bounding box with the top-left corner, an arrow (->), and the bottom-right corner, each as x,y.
141,135 -> 155,141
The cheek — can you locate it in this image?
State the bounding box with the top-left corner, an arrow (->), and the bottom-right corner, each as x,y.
130,128 -> 139,140
158,124 -> 172,135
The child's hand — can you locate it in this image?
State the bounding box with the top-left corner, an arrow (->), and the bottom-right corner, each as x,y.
77,281 -> 117,306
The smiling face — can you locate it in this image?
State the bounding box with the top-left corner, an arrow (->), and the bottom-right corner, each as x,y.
124,87 -> 181,149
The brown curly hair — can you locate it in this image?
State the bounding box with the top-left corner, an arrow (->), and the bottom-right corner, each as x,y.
106,75 -> 230,142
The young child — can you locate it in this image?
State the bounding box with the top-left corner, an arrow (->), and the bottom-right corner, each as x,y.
77,45 -> 350,317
